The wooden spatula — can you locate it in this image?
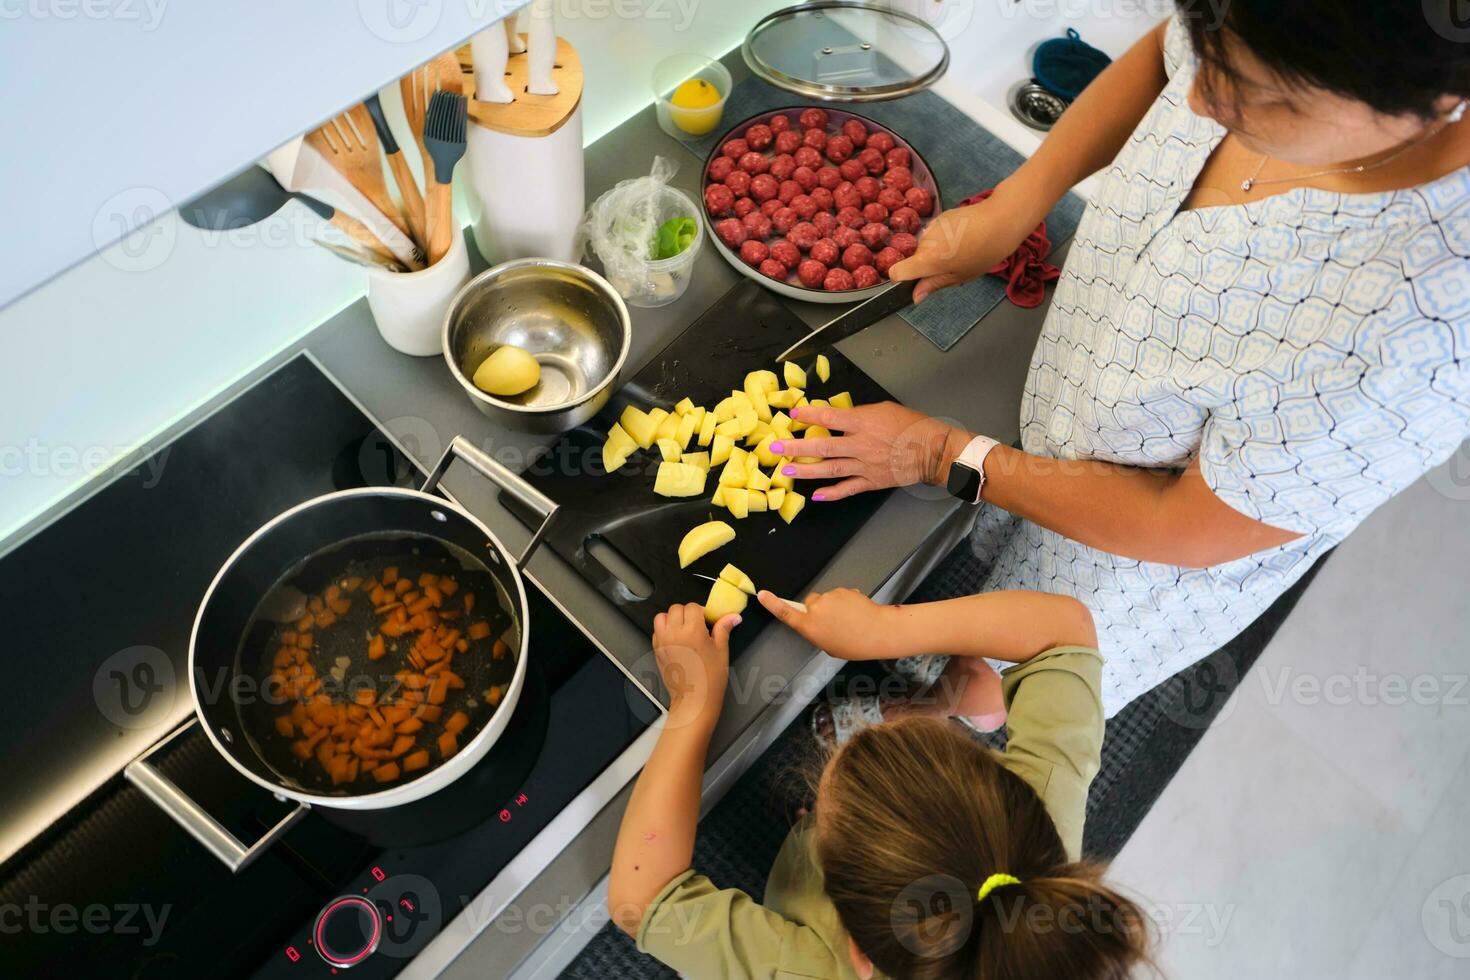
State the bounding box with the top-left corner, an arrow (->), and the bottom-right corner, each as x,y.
305,106 -> 414,245
363,93 -> 427,252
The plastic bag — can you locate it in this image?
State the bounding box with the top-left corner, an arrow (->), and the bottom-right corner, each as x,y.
578,156 -> 702,308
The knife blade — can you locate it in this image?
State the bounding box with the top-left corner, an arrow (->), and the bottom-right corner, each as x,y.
689,575 -> 808,613
776,279 -> 917,364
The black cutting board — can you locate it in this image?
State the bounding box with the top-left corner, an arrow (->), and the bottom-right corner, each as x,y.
522,279 -> 894,654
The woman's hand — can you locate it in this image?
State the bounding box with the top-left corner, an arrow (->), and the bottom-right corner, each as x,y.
652,603 -> 738,732
888,187 -> 1045,303
757,588 -> 905,661
769,402 -> 973,502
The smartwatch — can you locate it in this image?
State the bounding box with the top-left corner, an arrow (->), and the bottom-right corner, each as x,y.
945,435 -> 998,505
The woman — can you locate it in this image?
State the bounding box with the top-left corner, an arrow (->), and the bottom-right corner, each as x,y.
774,2 -> 1470,718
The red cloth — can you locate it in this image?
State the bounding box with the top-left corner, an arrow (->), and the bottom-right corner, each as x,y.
960,188 -> 1059,308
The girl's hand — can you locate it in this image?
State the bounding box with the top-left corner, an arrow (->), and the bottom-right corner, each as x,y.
757,589 -> 905,661
652,603 -> 739,732
770,402 -> 973,502
888,189 -> 1044,303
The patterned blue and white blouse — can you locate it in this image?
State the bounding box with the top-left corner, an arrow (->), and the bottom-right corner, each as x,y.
968,16 -> 1470,715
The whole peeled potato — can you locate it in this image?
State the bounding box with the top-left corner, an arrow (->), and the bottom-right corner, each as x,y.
472,345 -> 541,396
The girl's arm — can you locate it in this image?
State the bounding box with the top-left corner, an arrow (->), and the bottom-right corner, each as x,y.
757,588 -> 1096,664
608,605 -> 739,937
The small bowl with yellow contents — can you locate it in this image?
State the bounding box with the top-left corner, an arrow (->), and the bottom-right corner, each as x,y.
652,53 -> 732,141
442,259 -> 631,434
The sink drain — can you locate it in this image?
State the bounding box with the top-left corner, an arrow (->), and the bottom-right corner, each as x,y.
1009,80 -> 1068,131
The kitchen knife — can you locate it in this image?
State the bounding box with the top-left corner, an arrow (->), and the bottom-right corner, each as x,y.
690,575 -> 808,613
776,279 -> 917,364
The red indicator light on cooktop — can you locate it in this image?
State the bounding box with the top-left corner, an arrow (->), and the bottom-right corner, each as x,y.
285,946 -> 300,962
371,866 -> 386,881
313,895 -> 382,969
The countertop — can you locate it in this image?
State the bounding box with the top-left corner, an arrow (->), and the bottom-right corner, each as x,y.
216,67 -> 1060,980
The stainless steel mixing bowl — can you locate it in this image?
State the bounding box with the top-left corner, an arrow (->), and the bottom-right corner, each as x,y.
442,259 -> 632,433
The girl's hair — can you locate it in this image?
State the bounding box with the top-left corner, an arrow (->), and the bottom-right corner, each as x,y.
1176,0 -> 1470,120
815,716 -> 1152,980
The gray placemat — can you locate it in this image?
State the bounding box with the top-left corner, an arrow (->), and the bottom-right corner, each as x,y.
679,77 -> 1086,351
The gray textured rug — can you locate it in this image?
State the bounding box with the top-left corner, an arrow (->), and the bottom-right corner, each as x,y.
560,543 -> 1327,978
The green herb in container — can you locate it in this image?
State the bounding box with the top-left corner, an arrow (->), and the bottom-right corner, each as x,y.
652,217 -> 698,260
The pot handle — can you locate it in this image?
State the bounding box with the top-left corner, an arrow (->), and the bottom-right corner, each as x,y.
422,435 -> 560,570
125,717 -> 309,873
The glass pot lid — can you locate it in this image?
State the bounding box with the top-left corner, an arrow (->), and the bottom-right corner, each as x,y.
742,1 -> 951,103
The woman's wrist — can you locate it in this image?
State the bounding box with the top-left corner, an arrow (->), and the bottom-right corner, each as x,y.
931,425 -> 980,487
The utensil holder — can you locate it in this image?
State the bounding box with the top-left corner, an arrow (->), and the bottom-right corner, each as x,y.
366,231 -> 470,356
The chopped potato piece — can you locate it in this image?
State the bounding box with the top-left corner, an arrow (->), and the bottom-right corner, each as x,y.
754,434 -> 782,468
779,491 -> 807,524
719,563 -> 757,595
712,485 -> 726,506
718,455 -> 748,488
726,488 -> 749,519
767,388 -> 801,409
602,423 -> 637,473
703,579 -> 748,624
783,361 -> 807,389
828,391 -> 853,410
674,396 -> 696,416
653,462 -> 707,497
747,467 -> 771,492
657,437 -> 682,462
676,412 -> 698,450
472,345 -> 541,396
746,489 -> 768,513
620,406 -> 659,449
745,420 -> 772,446
744,378 -> 772,422
678,520 -> 736,568
766,488 -> 786,510
770,462 -> 794,492
683,451 -> 710,471
816,354 -> 831,383
713,395 -> 739,422
655,410 -> 681,442
710,433 -> 735,466
697,411 -> 718,447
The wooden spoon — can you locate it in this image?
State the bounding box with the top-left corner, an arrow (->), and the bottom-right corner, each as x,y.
306,106 -> 414,244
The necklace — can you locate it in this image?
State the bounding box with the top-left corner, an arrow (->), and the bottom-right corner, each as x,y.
1239,99 -> 1468,192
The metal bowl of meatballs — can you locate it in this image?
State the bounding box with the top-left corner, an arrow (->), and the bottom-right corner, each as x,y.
701,106 -> 941,304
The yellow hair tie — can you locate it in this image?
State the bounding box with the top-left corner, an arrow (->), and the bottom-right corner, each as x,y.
976,873 -> 1022,902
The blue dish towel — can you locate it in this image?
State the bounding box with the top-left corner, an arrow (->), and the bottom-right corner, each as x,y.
677,77 -> 1086,352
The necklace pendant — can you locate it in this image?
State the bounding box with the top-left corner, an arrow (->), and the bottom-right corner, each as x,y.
1240,178 -> 1254,192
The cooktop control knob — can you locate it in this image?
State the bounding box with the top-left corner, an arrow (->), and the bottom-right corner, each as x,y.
313,895 -> 382,969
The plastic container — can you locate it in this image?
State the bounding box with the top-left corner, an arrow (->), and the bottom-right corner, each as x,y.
604,186 -> 703,309
651,54 -> 731,141
365,232 -> 471,356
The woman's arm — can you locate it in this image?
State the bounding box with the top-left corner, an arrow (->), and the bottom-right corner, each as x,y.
608,605 -> 739,936
771,403 -> 1299,568
891,20 -> 1170,301
757,588 -> 1096,663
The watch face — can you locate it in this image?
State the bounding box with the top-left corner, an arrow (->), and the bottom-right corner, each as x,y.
947,461 -> 982,502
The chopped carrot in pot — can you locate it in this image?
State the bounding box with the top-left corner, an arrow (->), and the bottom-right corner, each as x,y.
373,761 -> 401,783
403,750 -> 430,772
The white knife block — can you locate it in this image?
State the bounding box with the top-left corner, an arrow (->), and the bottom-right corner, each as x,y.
462,35 -> 584,265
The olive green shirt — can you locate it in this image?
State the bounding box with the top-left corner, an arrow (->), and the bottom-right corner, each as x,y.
636,645 -> 1105,979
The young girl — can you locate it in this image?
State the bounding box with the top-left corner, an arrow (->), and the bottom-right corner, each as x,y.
609,589 -> 1152,979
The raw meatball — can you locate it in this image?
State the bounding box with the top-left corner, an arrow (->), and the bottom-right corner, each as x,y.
769,153 -> 797,180
715,218 -> 747,248
836,205 -> 865,229
739,239 -> 770,266
774,129 -> 801,155
770,239 -> 801,269
904,186 -> 935,216
889,231 -> 919,256
833,182 -> 862,210
842,118 -> 868,147
704,184 -> 734,216
858,147 -> 885,174
788,221 -> 819,250
841,242 -> 874,271
810,238 -> 839,265
722,138 -> 749,160
739,151 -> 769,175
860,221 -> 891,248
791,167 -> 817,194
825,135 -> 854,163
889,206 -> 922,233
733,196 -> 757,218
854,176 -> 881,203
759,257 -> 789,280
725,170 -> 751,196
874,245 -> 904,275
708,156 -> 734,182
759,198 -> 783,218
877,186 -> 906,210
810,187 -> 835,212
862,202 -> 889,223
838,158 -> 866,182
801,128 -> 828,151
793,145 -> 822,169
852,264 -> 880,288
778,180 -> 802,204
750,174 -> 780,202
741,211 -> 773,239
790,194 -> 818,220
823,267 -> 855,291
797,258 -> 828,289
884,146 -> 911,170
867,131 -> 895,154
882,166 -> 914,193
816,166 -> 842,190
832,225 -> 861,249
745,123 -> 774,151
799,107 -> 829,129
812,210 -> 837,236
771,206 -> 799,234
769,113 -> 792,133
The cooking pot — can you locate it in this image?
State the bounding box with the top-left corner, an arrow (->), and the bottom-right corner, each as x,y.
124,437 -> 558,871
